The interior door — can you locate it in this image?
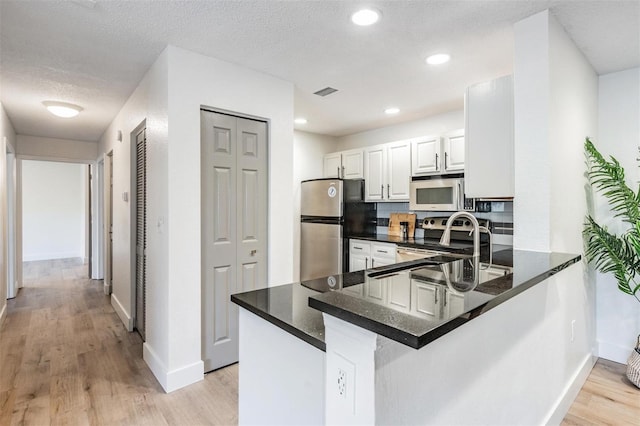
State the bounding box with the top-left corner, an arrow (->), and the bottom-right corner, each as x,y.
135,128 -> 147,341
201,110 -> 267,372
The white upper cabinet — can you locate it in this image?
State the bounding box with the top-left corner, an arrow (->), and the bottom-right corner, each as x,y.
386,141 -> 411,200
443,129 -> 465,172
464,74 -> 514,198
364,145 -> 386,201
411,132 -> 464,176
341,149 -> 364,179
322,149 -> 364,179
323,152 -> 342,178
411,136 -> 441,175
364,140 -> 411,202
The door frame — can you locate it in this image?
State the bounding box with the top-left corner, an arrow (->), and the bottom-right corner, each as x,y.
105,151 -> 113,295
130,119 -> 146,335
200,106 -> 271,370
92,157 -> 104,280
5,141 -> 17,298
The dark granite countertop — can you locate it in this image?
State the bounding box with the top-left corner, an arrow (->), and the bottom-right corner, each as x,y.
231,250 -> 580,351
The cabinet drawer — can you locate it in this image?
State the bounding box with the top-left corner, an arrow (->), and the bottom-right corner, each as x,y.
371,242 -> 396,260
350,239 -> 371,255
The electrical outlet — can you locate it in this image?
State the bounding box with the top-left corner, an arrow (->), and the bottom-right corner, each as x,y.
337,368 -> 347,398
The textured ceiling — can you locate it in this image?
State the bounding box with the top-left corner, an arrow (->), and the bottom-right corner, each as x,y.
0,0 -> 638,142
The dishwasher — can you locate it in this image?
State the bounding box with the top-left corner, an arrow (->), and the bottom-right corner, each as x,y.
395,246 -> 452,263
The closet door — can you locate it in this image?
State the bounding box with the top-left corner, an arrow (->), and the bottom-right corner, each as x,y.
201,110 -> 268,372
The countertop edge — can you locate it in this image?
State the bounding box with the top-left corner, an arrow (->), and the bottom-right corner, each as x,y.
310,253 -> 582,350
231,294 -> 327,352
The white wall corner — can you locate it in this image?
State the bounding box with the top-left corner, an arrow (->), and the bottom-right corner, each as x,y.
598,340 -> 636,364
143,342 -> 204,393
323,314 -> 378,426
110,293 -> 133,331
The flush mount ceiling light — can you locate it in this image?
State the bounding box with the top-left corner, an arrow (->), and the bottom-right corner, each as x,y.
351,8 -> 380,26
42,101 -> 83,118
426,53 -> 451,65
385,107 -> 400,115
294,117 -> 308,124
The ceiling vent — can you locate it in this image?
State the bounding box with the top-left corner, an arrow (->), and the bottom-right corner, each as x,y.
313,87 -> 338,97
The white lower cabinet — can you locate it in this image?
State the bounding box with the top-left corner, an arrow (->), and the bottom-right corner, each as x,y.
349,240 -> 397,271
411,279 -> 440,321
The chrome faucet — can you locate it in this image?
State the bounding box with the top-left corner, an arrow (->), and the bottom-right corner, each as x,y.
439,211 -> 480,257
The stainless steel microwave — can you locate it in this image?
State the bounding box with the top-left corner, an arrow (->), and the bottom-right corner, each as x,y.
409,178 -> 473,211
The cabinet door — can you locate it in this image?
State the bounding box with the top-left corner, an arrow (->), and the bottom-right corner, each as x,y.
444,130 -> 465,172
387,141 -> 411,201
370,242 -> 396,268
323,152 -> 342,178
342,149 -> 364,179
364,146 -> 386,201
464,75 -> 514,197
349,253 -> 369,272
445,291 -> 465,318
364,276 -> 387,304
411,136 -> 441,175
387,276 -> 411,312
411,279 -> 440,321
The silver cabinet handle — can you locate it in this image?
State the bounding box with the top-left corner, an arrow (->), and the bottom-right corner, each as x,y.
387,184 -> 390,199
353,246 -> 363,250
365,258 -> 369,269
434,288 -> 438,304
337,166 -> 340,177
250,249 -> 257,256
381,185 -> 384,199
444,152 -> 448,170
372,258 -> 375,267
377,250 -> 387,254
435,153 -> 439,171
341,166 -> 345,178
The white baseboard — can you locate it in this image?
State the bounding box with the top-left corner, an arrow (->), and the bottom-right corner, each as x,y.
110,294 -> 133,331
23,252 -> 84,262
143,342 -> 204,393
598,340 -> 633,364
103,281 -> 111,295
544,353 -> 596,425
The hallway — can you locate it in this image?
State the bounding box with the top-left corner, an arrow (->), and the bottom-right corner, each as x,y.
0,258 -> 238,425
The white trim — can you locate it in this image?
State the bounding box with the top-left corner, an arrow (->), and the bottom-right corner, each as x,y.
110,293 -> 133,331
16,153 -> 94,164
0,302 -> 6,327
544,354 -> 596,425
598,340 -> 634,364
23,252 -> 85,262
143,342 -> 204,393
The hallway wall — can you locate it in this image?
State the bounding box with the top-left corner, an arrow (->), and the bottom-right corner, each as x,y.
0,102 -> 17,325
22,160 -> 87,261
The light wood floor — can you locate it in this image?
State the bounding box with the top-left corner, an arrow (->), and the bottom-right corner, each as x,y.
1,259 -> 638,425
1,258 -> 238,425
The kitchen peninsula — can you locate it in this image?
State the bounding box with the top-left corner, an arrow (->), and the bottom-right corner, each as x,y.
231,249 -> 584,425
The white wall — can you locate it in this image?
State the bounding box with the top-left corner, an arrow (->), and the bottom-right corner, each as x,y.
512,9 -> 598,415
21,160 -> 86,261
17,135 -> 97,163
0,102 -> 17,325
335,109 -> 463,150
98,48 -> 169,371
164,45 -> 294,391
98,45 -> 295,392
595,67 -> 640,363
292,130 -> 338,279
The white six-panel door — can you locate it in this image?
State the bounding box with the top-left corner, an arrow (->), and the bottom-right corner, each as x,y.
201,110 -> 267,372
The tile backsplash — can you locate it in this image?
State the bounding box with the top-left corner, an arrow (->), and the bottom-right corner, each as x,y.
375,201 -> 514,245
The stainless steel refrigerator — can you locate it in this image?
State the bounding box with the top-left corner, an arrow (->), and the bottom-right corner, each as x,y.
300,178 -> 376,281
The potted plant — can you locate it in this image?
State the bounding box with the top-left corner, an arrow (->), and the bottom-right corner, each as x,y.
583,137 -> 640,388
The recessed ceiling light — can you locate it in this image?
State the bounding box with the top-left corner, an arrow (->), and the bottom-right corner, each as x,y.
426,54 -> 450,65
42,101 -> 83,118
351,9 -> 380,26
294,118 -> 308,124
385,107 -> 400,115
